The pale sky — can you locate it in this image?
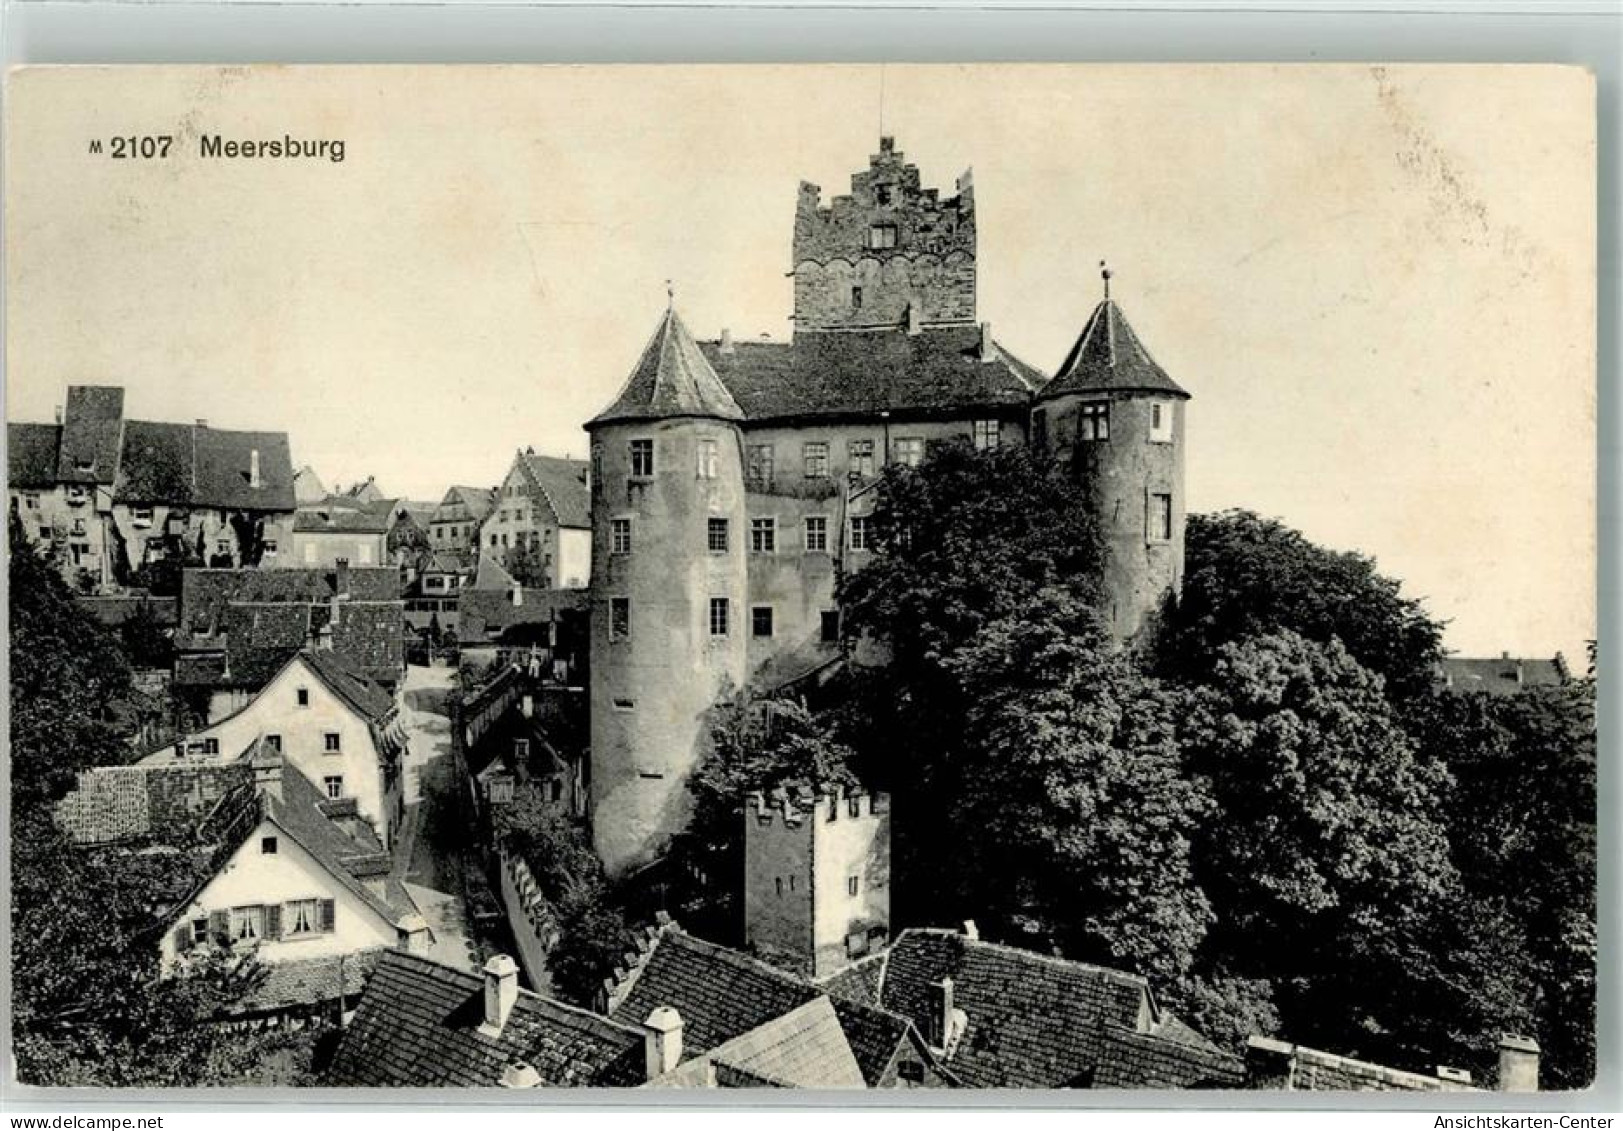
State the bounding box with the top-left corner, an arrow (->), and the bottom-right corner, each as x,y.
4,64 -> 1596,660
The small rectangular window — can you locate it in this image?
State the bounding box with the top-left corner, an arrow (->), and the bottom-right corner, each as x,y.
613,698 -> 635,711
323,775 -> 344,800
803,442 -> 829,479
849,516 -> 871,552
610,517 -> 632,555
201,738 -> 219,755
848,440 -> 875,478
775,877 -> 783,897
1149,401 -> 1174,443
591,445 -> 604,491
821,610 -> 840,643
296,687 -> 310,707
752,607 -> 774,638
972,419 -> 1001,451
868,224 -> 898,250
515,738 -> 530,759
261,836 -> 278,855
610,597 -> 631,641
231,905 -> 265,942
707,517 -> 729,553
750,517 -> 777,554
893,437 -> 924,468
851,285 -> 864,310
1149,493 -> 1173,542
747,444 -> 775,490
1080,402 -> 1110,442
696,439 -> 718,480
804,516 -> 828,553
266,734 -> 282,752
629,439 -> 655,478
848,876 -> 860,897
324,732 -> 341,753
709,597 -> 730,637
191,917 -> 210,946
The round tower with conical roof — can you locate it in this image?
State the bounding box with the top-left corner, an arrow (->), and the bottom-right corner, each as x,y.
585,304 -> 750,876
1035,269 -> 1190,643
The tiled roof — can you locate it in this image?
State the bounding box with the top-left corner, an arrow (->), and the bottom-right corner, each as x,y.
225,949 -> 383,1017
190,426 -> 296,510
517,453 -> 592,530
652,997 -> 866,1089
294,499 -> 392,534
1437,656 -> 1568,696
300,647 -> 398,721
1245,1037 -> 1478,1092
1093,1026 -> 1245,1089
76,595 -> 179,629
55,762 -> 253,846
698,325 -> 1042,425
813,951 -> 887,1007
434,486 -> 496,523
57,385 -> 125,484
8,423 -> 63,487
1039,300 -> 1188,401
607,927 -> 914,1087
115,421 -> 195,503
327,950 -> 649,1087
590,307 -> 744,426
864,929 -> 1234,1089
470,552 -> 519,592
458,588 -> 589,642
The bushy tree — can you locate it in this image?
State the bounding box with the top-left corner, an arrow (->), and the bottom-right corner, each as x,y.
1163,510 -> 1445,701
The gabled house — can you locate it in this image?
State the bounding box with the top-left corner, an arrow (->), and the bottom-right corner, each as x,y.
150,647 -> 408,848
288,497 -> 391,569
404,550 -> 470,638
456,584 -> 589,679
479,450 -> 591,589
8,385 -> 297,589
173,563 -> 405,721
428,485 -> 496,556
1436,653 -> 1570,696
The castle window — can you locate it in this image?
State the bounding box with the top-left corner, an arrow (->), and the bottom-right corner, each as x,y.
610,517 -> 632,555
610,597 -> 630,640
1149,493 -> 1173,543
709,598 -> 730,637
1149,401 -> 1174,444
591,445 -> 604,491
972,419 -> 1001,451
752,606 -> 774,638
629,439 -> 655,478
775,877 -> 783,897
875,186 -> 892,205
849,516 -> 872,552
1080,402 -> 1110,441
696,439 -> 718,480
851,285 -> 863,310
893,437 -> 924,468
747,444 -> 775,490
868,224 -> 898,250
803,442 -> 829,479
804,515 -> 828,553
707,517 -> 730,553
848,875 -> 860,897
821,610 -> 840,643
848,439 -> 875,478
750,518 -> 776,554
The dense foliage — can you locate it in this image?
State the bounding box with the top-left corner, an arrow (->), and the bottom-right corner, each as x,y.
9,525 -> 314,1084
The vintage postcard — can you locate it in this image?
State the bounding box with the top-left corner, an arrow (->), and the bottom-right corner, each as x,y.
3,64 -> 1597,1096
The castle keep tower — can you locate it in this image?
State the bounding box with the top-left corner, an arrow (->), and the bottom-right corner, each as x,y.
586,306 -> 750,876
792,136 -> 976,333
1035,271 -> 1190,643
743,785 -> 891,977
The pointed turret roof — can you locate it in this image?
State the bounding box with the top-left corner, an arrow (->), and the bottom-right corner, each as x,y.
589,306 -> 744,427
1039,300 -> 1188,402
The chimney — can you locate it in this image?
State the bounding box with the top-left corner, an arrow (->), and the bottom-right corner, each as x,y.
962,919 -> 979,942
499,1061 -> 541,1089
249,743 -> 283,804
335,557 -> 351,598
978,321 -> 995,361
196,418 -> 208,429
478,954 -> 520,1038
1436,1065 -> 1473,1086
511,582 -> 523,608
907,302 -> 922,336
928,977 -> 955,1049
249,449 -> 261,488
397,912 -> 432,955
720,328 -> 734,356
643,1006 -> 684,1079
1502,650 -> 1511,660
521,693 -> 534,718
1498,1035 -> 1539,1092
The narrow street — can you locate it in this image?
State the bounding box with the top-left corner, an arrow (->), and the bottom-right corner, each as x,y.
390,662 -> 481,972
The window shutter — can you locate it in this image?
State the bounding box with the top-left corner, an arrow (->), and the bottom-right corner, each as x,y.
172,923 -> 192,954
265,903 -> 283,941
208,909 -> 230,943
319,898 -> 336,933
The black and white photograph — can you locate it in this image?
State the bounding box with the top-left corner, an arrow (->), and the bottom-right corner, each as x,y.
2,62 -> 1600,1100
